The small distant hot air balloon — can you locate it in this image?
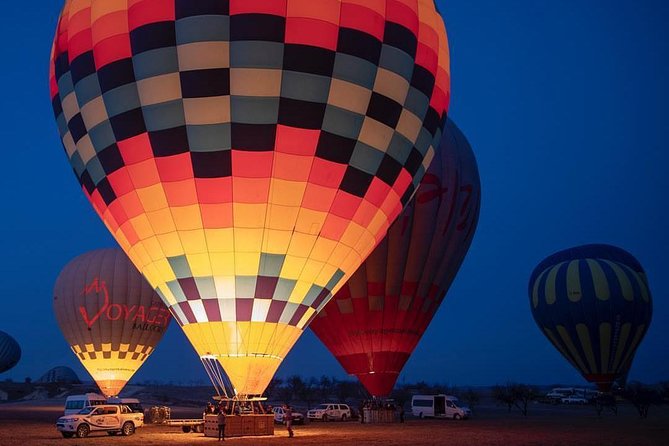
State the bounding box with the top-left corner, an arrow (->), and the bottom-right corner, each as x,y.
311,119 -> 481,397
49,1 -> 451,397
0,330 -> 21,373
529,244 -> 653,392
54,248 -> 172,397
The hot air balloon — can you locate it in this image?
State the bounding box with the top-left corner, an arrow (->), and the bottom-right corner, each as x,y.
311,119 -> 481,397
54,248 -> 172,397
49,0 -> 450,397
0,330 -> 21,373
529,244 -> 653,392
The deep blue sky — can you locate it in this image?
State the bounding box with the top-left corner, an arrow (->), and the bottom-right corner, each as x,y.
1,1 -> 667,389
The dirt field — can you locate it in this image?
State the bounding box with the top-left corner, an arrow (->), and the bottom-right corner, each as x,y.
0,400 -> 667,446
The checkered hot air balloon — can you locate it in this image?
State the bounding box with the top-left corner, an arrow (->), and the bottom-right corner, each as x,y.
53,248 -> 172,397
49,0 -> 450,397
311,119 -> 480,397
529,244 -> 653,392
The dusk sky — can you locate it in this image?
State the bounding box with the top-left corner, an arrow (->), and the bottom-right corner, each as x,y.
1,0 -> 667,391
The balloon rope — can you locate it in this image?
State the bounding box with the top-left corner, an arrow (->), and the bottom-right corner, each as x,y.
201,356 -> 234,398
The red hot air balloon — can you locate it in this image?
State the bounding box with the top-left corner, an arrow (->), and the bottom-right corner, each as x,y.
311,119 -> 481,397
54,248 -> 172,397
49,0 -> 451,397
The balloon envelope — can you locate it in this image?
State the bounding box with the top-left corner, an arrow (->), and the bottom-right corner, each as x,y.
53,248 -> 171,397
529,244 -> 653,392
49,0 -> 450,396
311,119 -> 481,396
0,330 -> 21,374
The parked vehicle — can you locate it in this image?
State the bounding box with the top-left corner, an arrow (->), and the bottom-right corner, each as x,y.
561,396 -> 588,404
411,395 -> 471,420
107,397 -> 144,413
307,403 -> 351,421
272,406 -> 305,424
63,393 -> 106,415
56,404 -> 144,438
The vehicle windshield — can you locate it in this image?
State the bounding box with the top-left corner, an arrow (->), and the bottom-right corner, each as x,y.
315,404 -> 329,410
77,407 -> 97,415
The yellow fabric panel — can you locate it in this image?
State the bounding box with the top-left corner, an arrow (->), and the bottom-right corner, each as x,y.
556,325 -> 588,374
545,263 -> 562,305
280,255 -> 308,280
587,259 -> 611,300
576,324 -> 597,374
612,323 -> 632,372
266,204 -> 300,231
182,321 -> 302,395
289,280 -> 313,303
602,260 -> 633,301
130,214 -> 155,241
298,259 -> 326,286
566,260 -> 582,302
209,253 -> 236,276
179,229 -> 208,254
186,253 -> 214,277
233,228 -> 264,252
287,232 -> 317,257
136,184 -> 169,212
171,205 -> 203,231
261,229 -> 293,254
543,327 -> 578,370
204,228 -> 235,253
620,324 -> 646,372
233,252 -> 261,276
294,209 -> 327,234
146,208 -> 177,234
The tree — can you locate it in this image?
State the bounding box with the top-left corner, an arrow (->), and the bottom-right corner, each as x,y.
461,388 -> 480,411
623,382 -> 662,419
492,383 -> 538,416
492,384 -> 515,412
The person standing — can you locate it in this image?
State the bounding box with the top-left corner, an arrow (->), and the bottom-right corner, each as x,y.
283,405 -> 294,438
217,409 -> 226,441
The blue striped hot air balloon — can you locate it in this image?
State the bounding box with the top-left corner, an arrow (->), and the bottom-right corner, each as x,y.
529,244 -> 653,392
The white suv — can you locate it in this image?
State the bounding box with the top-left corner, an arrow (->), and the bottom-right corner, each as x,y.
307,403 -> 351,421
56,404 -> 144,438
272,406 -> 304,424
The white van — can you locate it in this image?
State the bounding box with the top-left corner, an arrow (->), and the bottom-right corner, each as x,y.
64,393 -> 106,415
411,395 -> 471,420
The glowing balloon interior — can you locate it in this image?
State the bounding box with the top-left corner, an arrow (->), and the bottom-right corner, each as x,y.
53,248 -> 171,397
50,0 -> 450,396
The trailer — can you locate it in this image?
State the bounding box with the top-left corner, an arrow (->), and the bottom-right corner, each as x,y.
164,418 -> 205,433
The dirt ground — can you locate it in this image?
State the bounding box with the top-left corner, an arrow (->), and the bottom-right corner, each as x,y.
0,400 -> 667,446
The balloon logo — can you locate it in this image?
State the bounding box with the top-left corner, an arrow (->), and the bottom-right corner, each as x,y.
54,248 -> 172,397
529,244 -> 653,392
49,0 -> 450,396
0,330 -> 21,374
311,120 -> 481,396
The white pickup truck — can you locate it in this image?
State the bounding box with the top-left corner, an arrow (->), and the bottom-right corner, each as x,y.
56,404 -> 144,438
